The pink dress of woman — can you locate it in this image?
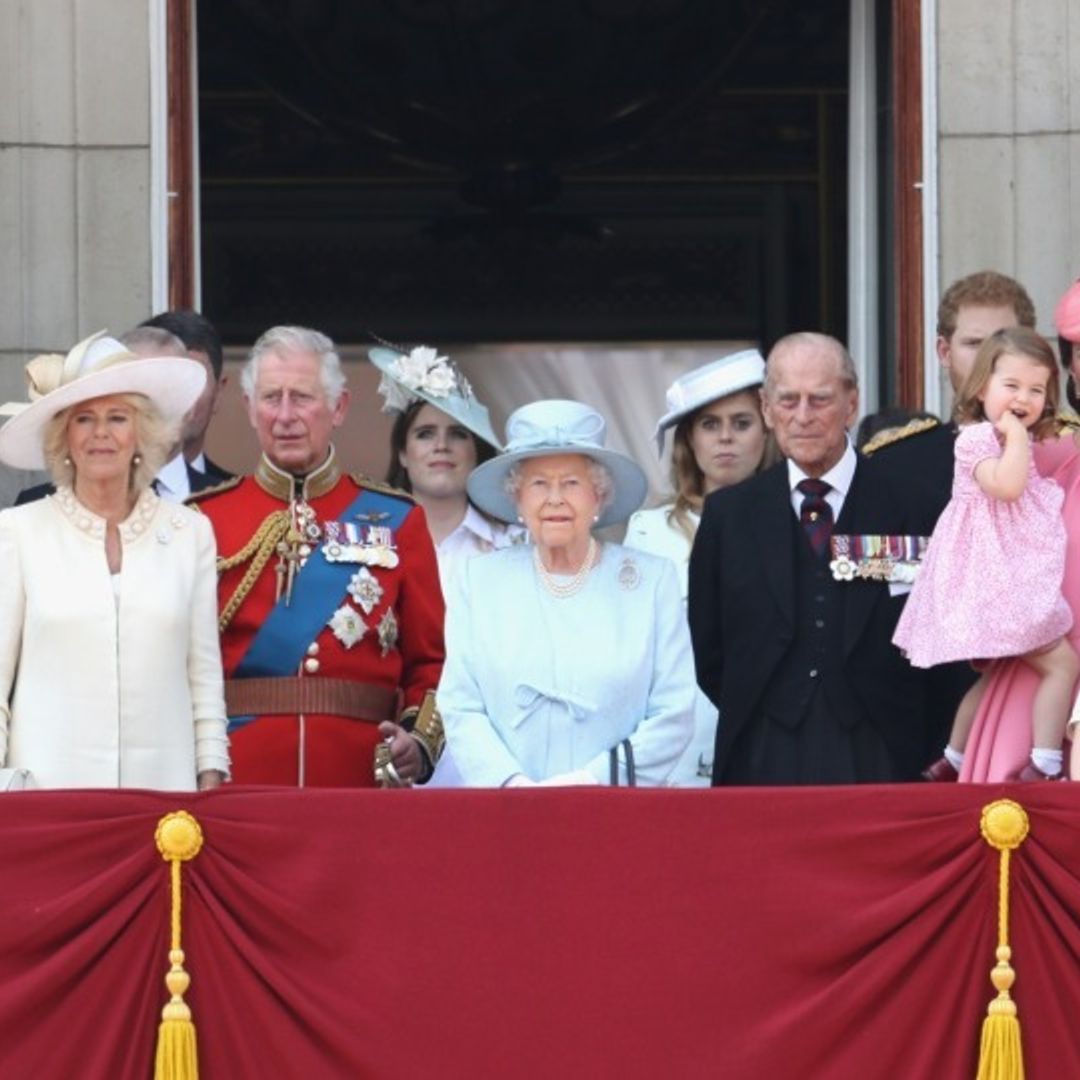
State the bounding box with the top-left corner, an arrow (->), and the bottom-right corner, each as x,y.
961,433 -> 1080,780
893,421 -> 1071,667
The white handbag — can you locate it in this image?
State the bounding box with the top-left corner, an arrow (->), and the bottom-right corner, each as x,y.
0,767 -> 34,791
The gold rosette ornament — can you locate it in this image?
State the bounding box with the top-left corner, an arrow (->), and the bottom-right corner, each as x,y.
976,799 -> 1029,1080
153,811 -> 205,1080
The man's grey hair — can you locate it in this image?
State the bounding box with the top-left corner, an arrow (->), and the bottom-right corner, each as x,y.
763,332 -> 858,395
241,325 -> 347,406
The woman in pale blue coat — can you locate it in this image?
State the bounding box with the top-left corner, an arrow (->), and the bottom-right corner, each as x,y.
439,399 -> 694,787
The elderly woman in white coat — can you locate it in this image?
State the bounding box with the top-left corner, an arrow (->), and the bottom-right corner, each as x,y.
623,350 -> 773,785
0,331 -> 229,791
438,399 -> 694,787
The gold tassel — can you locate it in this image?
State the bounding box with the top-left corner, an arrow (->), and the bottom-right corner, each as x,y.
976,799 -> 1029,1080
153,811 -> 205,1080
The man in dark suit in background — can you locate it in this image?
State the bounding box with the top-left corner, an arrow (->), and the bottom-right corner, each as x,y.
140,309 -> 232,487
688,332 -> 935,785
860,273 -> 1037,777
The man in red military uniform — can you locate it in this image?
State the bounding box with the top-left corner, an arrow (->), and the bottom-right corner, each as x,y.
192,325 -> 445,786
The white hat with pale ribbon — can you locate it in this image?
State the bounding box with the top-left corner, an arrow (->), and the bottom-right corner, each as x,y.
654,348 -> 766,454
0,330 -> 206,469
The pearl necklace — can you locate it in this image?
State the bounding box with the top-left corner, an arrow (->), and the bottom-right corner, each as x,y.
534,537 -> 599,598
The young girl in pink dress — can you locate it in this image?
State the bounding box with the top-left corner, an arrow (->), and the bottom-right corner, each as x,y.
893,327 -> 1078,780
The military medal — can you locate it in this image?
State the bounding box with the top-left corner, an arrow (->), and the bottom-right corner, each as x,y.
323,521 -> 400,568
828,535 -> 857,581
377,608 -> 399,656
829,534 -> 929,584
347,566 -> 384,614
328,604 -> 367,649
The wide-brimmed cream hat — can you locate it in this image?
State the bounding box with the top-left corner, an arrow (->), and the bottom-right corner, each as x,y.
0,331 -> 207,469
467,399 -> 647,527
368,344 -> 502,450
654,348 -> 766,454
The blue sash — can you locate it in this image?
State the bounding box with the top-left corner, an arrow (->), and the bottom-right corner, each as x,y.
228,488 -> 411,731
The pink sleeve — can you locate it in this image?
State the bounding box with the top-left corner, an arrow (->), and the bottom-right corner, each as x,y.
954,421 -> 1001,478
1034,431 -> 1080,478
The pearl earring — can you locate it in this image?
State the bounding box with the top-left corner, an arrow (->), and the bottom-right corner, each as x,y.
63,455 -> 71,466
132,453 -> 142,465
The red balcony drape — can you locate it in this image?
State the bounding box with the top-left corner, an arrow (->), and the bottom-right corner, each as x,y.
2,785 -> 1079,1078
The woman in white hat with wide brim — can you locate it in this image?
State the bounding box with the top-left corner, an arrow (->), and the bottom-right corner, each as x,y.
0,331 -> 230,792
623,349 -> 775,786
437,398 -> 695,787
369,344 -> 525,593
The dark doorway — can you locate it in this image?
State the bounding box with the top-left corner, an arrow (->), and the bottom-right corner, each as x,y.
198,1 -> 850,350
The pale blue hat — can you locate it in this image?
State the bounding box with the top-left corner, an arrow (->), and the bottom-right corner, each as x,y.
654,348 -> 766,454
467,399 -> 648,527
369,345 -> 502,450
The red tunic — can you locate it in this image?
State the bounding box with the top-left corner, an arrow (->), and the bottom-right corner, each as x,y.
193,454 -> 445,786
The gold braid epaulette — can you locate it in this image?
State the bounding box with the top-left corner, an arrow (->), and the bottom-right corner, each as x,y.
1055,411 -> 1080,433
216,510 -> 291,632
861,416 -> 941,455
349,473 -> 416,504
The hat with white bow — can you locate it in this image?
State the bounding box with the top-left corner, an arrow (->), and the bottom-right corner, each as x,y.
654,348 -> 766,454
0,330 -> 206,469
467,399 -> 647,527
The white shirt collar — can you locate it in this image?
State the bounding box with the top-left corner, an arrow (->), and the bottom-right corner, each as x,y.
441,503 -> 501,549
785,437 -> 856,498
155,453 -> 190,501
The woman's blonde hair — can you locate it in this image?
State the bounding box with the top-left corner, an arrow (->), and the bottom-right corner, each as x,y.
665,392 -> 778,543
953,326 -> 1060,441
43,392 -> 179,493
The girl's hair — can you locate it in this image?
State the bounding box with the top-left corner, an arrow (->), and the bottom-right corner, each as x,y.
43,392 -> 178,492
664,392 -> 778,543
385,399 -> 497,492
953,326 -> 1061,440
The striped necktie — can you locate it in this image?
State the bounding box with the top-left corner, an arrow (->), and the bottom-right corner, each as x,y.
796,478 -> 833,558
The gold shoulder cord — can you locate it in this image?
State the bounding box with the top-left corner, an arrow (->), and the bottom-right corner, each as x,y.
861,416 -> 940,455
216,510 -> 291,632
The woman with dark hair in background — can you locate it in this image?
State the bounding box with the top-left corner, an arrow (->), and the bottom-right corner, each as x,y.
370,345 -> 523,593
